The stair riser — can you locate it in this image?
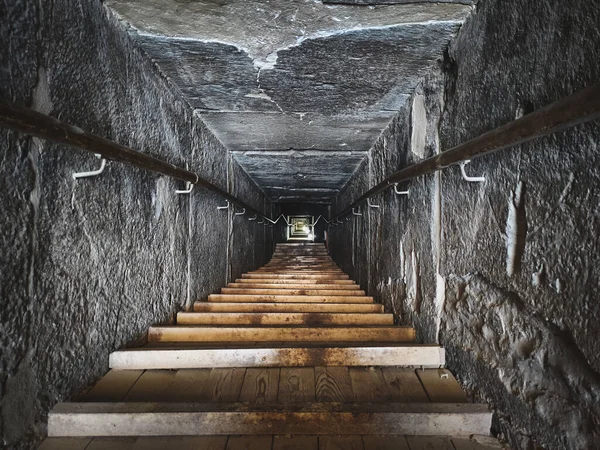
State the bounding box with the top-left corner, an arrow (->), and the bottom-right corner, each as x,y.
147,327 -> 415,343
109,346 -> 445,369
177,312 -> 393,326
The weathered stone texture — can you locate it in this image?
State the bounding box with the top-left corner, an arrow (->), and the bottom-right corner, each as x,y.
0,1 -> 272,448
331,0 -> 600,448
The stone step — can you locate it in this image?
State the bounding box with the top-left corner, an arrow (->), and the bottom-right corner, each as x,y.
177,312 -> 393,326
147,326 -> 415,343
193,302 -> 384,313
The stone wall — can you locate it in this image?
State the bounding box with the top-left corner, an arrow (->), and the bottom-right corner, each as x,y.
0,1 -> 272,448
330,0 -> 600,448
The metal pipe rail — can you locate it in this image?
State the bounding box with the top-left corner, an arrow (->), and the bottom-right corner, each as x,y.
330,82 -> 600,222
0,102 -> 273,222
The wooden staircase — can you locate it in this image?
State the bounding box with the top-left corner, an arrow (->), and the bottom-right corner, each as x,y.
41,243 -> 500,450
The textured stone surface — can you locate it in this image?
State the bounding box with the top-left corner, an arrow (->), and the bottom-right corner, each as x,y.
330,0 -> 600,448
0,1 -> 272,448
106,0 -> 471,201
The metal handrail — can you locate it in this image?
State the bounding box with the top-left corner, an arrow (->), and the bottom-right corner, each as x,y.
330,82 -> 600,222
0,102 -> 274,222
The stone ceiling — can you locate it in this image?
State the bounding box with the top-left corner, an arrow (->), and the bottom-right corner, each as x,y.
106,0 -> 473,203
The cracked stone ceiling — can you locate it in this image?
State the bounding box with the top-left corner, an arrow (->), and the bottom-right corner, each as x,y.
106,0 -> 473,203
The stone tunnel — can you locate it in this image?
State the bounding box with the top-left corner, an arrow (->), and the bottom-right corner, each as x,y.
1,0 -> 599,449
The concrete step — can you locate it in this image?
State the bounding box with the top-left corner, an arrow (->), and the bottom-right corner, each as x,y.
109,345 -> 444,369
48,402 -> 490,437
147,326 -> 415,343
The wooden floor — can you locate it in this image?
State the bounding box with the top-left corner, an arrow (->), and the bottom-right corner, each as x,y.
42,243 -> 503,449
40,435 -> 505,450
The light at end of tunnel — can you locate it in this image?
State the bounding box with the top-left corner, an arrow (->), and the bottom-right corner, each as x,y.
308,232 -> 314,240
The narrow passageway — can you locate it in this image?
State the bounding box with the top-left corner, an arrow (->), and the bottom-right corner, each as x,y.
2,0 -> 600,449
40,243 -> 495,449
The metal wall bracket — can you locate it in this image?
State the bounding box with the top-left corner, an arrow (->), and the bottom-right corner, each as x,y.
460,160 -> 485,183
367,199 -> 380,209
234,208 -> 246,216
392,183 -> 409,195
72,154 -> 106,180
175,181 -> 194,194
217,201 -> 230,210
352,208 -> 362,216
249,215 -> 257,221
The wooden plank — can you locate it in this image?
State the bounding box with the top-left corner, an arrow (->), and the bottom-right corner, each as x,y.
235,279 -> 355,285
168,369 -> 212,402
381,368 -> 429,402
348,368 -> 391,402
239,368 -> 280,404
193,303 -> 383,313
451,436 -> 506,449
177,312 -> 394,326
147,327 -> 415,343
48,402 -> 492,437
278,368 -> 315,403
86,438 -> 136,450
273,435 -> 318,450
208,294 -> 372,303
416,369 -> 468,403
38,438 -> 91,450
197,368 -> 246,402
406,436 -> 454,450
319,436 -> 363,450
124,370 -> 176,401
315,367 -> 353,402
362,436 -> 410,450
81,370 -> 144,402
226,436 -> 273,450
133,436 -> 227,450
220,289 -> 366,296
242,274 -> 348,280
110,346 -> 445,370
227,283 -> 359,290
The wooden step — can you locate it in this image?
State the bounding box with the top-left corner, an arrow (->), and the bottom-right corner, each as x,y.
110,345 -> 444,369
194,302 -> 384,313
220,288 -> 366,296
208,294 -> 373,303
147,326 -> 415,343
177,312 -> 394,326
227,283 -> 361,290
49,402 -> 491,437
242,274 -> 349,279
235,278 -> 356,285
